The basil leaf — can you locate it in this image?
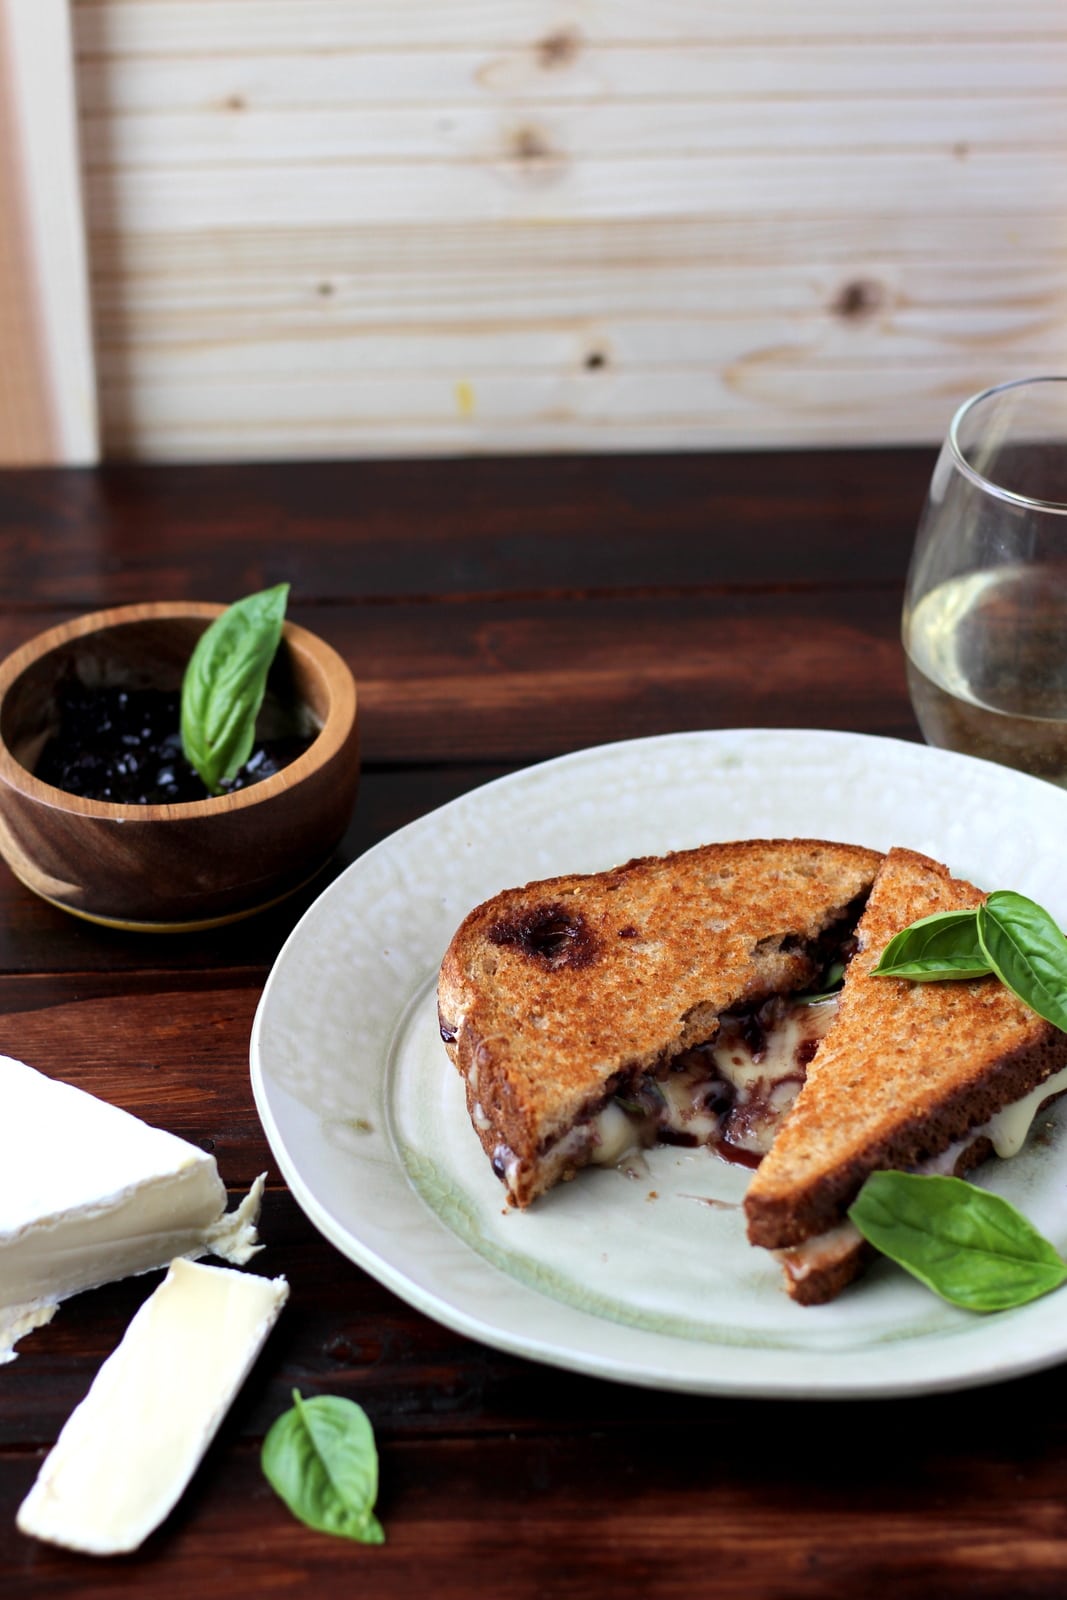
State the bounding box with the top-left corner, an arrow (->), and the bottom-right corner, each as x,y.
796,961 -> 846,1005
181,582 -> 289,795
261,1389 -> 384,1544
977,891 -> 1067,1034
870,908 -> 991,981
848,1172 -> 1067,1311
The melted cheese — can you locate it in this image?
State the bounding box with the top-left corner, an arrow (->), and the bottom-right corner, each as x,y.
586,995 -> 840,1168
708,995 -> 838,1156
982,1063 -> 1067,1158
589,1100 -> 641,1166
710,996 -> 837,1095
776,1220 -> 862,1285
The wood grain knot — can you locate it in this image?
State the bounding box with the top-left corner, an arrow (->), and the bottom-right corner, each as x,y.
832,278 -> 887,320
511,124 -> 555,164
538,27 -> 582,68
327,1333 -> 382,1366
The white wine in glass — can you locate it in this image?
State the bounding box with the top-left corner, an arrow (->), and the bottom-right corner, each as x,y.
903,377 -> 1067,784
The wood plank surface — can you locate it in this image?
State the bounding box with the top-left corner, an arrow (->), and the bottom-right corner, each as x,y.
68,0 -> 1067,459
0,447 -> 921,985
5,448 -> 1063,1599
0,589 -> 913,765
0,447 -> 933,602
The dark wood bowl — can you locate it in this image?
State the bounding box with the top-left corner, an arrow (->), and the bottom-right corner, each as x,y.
0,602 -> 359,930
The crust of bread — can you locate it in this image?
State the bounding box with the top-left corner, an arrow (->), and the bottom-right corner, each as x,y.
745,848 -> 1067,1253
438,838 -> 882,1206
782,1239 -> 873,1307
779,1133 -> 995,1305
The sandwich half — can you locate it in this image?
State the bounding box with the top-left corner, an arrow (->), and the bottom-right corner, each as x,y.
437,838 -> 882,1207
745,847 -> 1067,1304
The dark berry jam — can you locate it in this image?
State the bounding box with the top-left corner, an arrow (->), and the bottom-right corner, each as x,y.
34,680 -> 313,805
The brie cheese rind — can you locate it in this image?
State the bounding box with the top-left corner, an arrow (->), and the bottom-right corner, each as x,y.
0,1054 -> 265,1362
17,1259 -> 289,1555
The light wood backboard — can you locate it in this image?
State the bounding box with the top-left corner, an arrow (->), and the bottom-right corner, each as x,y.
20,2 -> 1067,460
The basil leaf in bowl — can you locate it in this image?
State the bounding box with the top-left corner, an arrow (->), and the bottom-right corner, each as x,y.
181,583 -> 289,796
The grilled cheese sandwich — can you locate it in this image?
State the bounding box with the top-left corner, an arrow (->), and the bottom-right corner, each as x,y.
438,837 -> 881,1208
745,847 -> 1067,1302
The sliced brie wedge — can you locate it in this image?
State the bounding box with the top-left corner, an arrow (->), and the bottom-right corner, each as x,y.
17,1259 -> 289,1554
0,1054 -> 265,1362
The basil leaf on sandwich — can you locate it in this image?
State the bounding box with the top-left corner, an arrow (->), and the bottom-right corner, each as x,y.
860,888 -> 1067,1310
872,890 -> 1067,1030
848,1172 -> 1067,1311
976,891 -> 1067,1035
870,909 -> 990,982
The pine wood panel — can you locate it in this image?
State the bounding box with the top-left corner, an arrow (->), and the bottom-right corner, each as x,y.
80,97 -> 1067,167
69,2 -> 1067,49
81,152 -> 1067,231
72,36 -> 1067,106
69,0 -> 1067,459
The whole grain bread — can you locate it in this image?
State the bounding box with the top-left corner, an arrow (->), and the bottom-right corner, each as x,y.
745,847 -> 1067,1269
438,837 -> 882,1206
775,1134 -> 996,1306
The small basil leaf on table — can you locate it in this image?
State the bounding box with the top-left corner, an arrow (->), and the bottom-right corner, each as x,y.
976,890 -> 1067,1034
261,1389 -> 385,1543
181,582 -> 289,795
870,909 -> 990,982
848,1172 -> 1067,1311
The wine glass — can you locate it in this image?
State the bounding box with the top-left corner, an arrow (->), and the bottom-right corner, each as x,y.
903,376 -> 1067,784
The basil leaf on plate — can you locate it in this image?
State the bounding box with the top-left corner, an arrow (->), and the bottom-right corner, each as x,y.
261,1389 -> 385,1544
976,891 -> 1067,1034
181,582 -> 289,795
848,1171 -> 1067,1311
870,909 -> 990,982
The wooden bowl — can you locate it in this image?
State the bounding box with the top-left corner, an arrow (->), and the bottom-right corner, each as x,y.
0,602 -> 359,931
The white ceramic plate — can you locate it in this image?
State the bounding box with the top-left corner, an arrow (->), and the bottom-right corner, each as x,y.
250,728 -> 1067,1397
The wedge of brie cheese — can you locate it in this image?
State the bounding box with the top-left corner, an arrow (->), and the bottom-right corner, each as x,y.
0,1054 -> 265,1362
17,1258 -> 289,1554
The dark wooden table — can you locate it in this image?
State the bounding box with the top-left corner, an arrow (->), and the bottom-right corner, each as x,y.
5,448 -> 1065,1599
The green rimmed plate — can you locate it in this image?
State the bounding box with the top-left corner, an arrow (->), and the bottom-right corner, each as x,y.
250,728 -> 1067,1396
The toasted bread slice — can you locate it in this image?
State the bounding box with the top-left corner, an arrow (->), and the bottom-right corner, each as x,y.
745,847 -> 1067,1303
438,838 -> 882,1207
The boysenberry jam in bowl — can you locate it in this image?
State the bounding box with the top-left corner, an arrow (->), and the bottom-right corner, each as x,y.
0,602 -> 359,930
